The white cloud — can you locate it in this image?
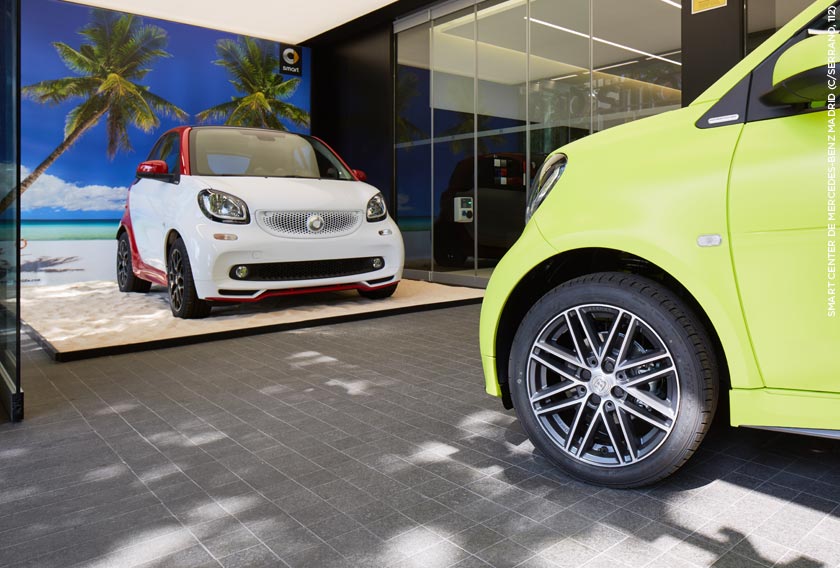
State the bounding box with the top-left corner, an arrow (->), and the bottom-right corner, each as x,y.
21,166 -> 127,212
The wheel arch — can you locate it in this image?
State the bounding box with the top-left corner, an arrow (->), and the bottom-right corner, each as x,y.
164,229 -> 182,259
493,247 -> 730,409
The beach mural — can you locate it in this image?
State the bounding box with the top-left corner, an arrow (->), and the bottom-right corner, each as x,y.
19,0 -> 311,285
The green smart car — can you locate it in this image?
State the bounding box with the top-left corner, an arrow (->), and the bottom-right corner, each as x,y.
480,0 -> 839,487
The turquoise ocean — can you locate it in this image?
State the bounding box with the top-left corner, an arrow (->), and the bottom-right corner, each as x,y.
21,219 -> 120,241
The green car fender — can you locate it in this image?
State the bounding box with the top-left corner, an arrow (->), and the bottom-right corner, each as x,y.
480,101 -> 764,399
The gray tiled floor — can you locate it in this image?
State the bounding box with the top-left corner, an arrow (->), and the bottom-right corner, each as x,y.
2,304 -> 840,568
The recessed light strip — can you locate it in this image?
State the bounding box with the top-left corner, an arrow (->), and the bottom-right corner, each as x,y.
528,17 -> 682,66
595,59 -> 640,72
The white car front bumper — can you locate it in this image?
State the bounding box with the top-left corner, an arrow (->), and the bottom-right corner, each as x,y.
188,217 -> 404,301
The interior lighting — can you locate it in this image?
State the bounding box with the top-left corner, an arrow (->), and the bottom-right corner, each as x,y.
528,17 -> 682,66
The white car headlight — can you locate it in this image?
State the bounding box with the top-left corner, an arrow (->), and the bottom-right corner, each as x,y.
526,153 -> 567,222
366,192 -> 387,222
198,189 -> 250,224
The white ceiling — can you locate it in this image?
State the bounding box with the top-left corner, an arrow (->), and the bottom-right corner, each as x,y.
64,0 -> 400,44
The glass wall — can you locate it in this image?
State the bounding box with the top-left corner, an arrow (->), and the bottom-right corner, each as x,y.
0,0 -> 21,421
395,0 -> 681,282
432,6 -> 476,274
396,22 -> 432,270
592,0 -> 682,132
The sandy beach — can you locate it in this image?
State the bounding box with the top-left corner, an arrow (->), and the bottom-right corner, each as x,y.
21,239 -> 116,287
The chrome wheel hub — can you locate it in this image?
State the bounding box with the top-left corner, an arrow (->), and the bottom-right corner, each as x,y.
527,304 -> 680,468
589,373 -> 612,396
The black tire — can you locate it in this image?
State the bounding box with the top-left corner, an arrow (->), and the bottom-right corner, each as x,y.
116,232 -> 151,293
358,283 -> 398,300
509,272 -> 717,488
167,237 -> 211,319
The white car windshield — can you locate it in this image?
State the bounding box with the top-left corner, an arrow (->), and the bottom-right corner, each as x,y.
190,127 -> 355,180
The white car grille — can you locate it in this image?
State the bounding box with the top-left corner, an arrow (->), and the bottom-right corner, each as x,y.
256,210 -> 363,238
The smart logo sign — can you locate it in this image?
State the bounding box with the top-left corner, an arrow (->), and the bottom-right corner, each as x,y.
281,45 -> 302,76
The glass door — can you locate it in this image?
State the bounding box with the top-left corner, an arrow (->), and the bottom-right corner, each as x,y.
0,0 -> 22,422
396,21 -> 433,271
431,5 -> 476,275
476,0 -> 528,279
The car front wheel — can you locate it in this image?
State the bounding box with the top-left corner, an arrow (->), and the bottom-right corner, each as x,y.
116,232 -> 151,293
167,237 -> 211,319
509,272 -> 717,488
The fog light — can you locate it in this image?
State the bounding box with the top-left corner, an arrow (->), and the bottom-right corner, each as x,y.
213,233 -> 238,241
378,229 -> 392,236
372,258 -> 384,269
234,265 -> 249,279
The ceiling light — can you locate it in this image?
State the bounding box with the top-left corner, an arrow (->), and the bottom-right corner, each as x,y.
528,17 -> 682,66
595,60 -> 640,72
549,73 -> 584,81
646,49 -> 682,60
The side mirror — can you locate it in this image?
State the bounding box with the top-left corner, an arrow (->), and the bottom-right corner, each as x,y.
137,160 -> 178,182
352,169 -> 368,182
762,34 -> 831,106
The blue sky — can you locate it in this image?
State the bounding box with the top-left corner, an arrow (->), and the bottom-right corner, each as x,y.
21,0 -> 311,220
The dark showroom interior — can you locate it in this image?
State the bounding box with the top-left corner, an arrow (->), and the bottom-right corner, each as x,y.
2,1 -> 839,568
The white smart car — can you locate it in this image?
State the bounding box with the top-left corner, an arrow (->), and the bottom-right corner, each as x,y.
116,126 -> 404,318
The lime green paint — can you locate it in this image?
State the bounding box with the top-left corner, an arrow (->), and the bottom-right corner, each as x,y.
533,104 -> 765,395
773,33 -> 831,87
483,354 -> 501,397
729,109 -> 839,392
480,0 -> 840,434
731,389 -> 840,430
692,0 -> 832,105
480,218 -> 558,395
480,103 -> 764,394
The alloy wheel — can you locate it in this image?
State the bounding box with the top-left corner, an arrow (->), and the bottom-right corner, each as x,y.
117,238 -> 130,288
168,248 -> 185,312
527,303 -> 680,467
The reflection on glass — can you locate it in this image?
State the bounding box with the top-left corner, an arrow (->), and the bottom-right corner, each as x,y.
432,6 -> 475,273
747,0 -> 814,53
1,0 -> 21,422
394,0 -> 682,282
592,0 -> 681,131
474,0 -> 527,275
396,23 -> 432,270
529,0 -> 592,174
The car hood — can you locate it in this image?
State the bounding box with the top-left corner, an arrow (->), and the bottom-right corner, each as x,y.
192,176 -> 380,211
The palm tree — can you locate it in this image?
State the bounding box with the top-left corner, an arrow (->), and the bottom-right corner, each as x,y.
3,10 -> 187,213
396,71 -> 427,144
442,114 -> 506,156
196,37 -> 310,130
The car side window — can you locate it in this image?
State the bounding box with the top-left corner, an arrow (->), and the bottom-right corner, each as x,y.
147,133 -> 180,178
160,134 -> 181,177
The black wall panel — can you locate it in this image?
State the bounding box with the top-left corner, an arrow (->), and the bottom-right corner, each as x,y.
309,24 -> 395,208
682,1 -> 746,104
